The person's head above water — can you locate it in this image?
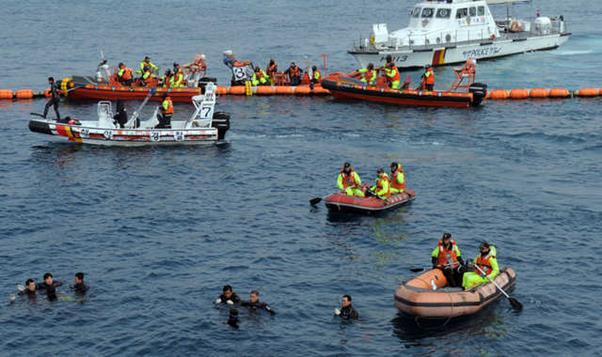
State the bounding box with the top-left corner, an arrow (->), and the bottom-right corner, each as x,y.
74,272 -> 84,285
223,285 -> 234,298
249,290 -> 260,303
43,273 -> 54,286
25,279 -> 36,292
342,294 -> 352,307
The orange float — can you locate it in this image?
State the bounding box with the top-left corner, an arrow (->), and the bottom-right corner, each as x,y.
509,88 -> 530,99
549,88 -> 570,98
15,89 -> 34,99
488,89 -> 509,100
574,88 -> 599,97
0,89 -> 13,99
529,88 -> 550,98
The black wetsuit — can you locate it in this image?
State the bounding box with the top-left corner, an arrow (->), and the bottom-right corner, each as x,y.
43,83 -> 61,120
241,300 -> 275,315
37,281 -> 63,290
217,292 -> 241,305
18,290 -> 37,299
339,305 -> 359,320
72,282 -> 88,295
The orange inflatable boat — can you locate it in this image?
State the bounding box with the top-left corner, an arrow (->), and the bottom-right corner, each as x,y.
394,267 -> 516,320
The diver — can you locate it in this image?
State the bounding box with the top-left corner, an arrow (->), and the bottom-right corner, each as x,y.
227,308 -> 240,329
42,77 -> 61,120
215,285 -> 241,305
18,278 -> 38,299
113,101 -> 128,128
241,290 -> 275,315
334,294 -> 358,320
71,272 -> 88,295
37,272 -> 62,291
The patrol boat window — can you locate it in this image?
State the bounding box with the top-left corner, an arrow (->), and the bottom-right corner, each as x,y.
456,8 -> 468,19
478,6 -> 485,16
422,8 -> 434,18
412,7 -> 421,18
436,8 -> 451,19
469,7 -> 477,17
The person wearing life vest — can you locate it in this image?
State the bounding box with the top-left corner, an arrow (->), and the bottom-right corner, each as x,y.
138,56 -> 158,76
170,63 -> 185,88
117,63 -> 133,86
311,65 -> 321,84
462,242 -> 500,290
266,59 -> 278,85
431,232 -> 465,287
421,64 -> 435,91
355,63 -> 377,86
337,162 -> 365,198
389,162 -> 406,194
251,66 -> 269,86
158,93 -> 174,129
161,69 -> 173,88
285,62 -> 303,86
369,168 -> 391,199
383,62 -> 401,90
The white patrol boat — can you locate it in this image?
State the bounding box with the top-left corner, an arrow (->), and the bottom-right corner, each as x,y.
349,0 -> 570,68
28,83 -> 230,146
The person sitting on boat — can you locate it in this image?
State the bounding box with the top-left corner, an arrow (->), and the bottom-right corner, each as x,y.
161,69 -> 173,88
113,101 -> 128,128
42,77 -> 61,120
241,290 -> 275,315
421,65 -> 435,91
337,162 -> 365,198
431,232 -> 465,288
183,53 -> 207,84
158,93 -> 173,129
383,62 -> 401,90
251,66 -> 270,86
334,294 -> 358,320
266,59 -> 278,85
353,63 -> 377,86
285,62 -> 303,86
116,63 -> 133,86
170,63 -> 185,88
137,57 -> 158,86
71,272 -> 88,296
368,168 -> 390,199
215,285 -> 241,305
462,242 -> 499,290
389,162 -> 406,194
222,50 -> 252,69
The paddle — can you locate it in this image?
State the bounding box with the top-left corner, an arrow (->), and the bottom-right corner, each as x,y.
474,264 -> 523,311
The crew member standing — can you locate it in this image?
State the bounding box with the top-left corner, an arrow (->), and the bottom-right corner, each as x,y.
421,65 -> 435,91
43,77 -> 61,120
310,65 -> 321,89
384,62 -> 401,90
158,94 -> 173,129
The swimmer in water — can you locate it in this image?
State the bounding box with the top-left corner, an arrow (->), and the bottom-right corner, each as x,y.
227,308 -> 239,329
18,278 -> 37,299
37,272 -> 62,291
241,290 -> 275,315
215,285 -> 241,305
334,294 -> 359,320
71,272 -> 88,295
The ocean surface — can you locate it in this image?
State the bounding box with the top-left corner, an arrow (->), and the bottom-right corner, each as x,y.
1,0 -> 601,355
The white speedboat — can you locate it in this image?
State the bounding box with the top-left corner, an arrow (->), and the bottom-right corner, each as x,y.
29,83 -> 230,146
349,0 -> 570,68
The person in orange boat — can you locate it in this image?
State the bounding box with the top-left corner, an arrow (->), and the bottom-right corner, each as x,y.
462,242 -> 499,290
431,232 -> 465,287
337,162 -> 364,197
170,63 -> 185,88
138,56 -> 158,86
353,63 -> 377,86
266,59 -> 278,84
421,65 -> 435,91
117,63 -> 133,86
389,162 -> 406,194
161,69 -> 173,88
369,168 -> 390,199
251,66 -> 270,86
310,65 -> 321,89
383,62 -> 401,90
158,93 -> 173,129
285,62 -> 303,86
183,53 -> 207,85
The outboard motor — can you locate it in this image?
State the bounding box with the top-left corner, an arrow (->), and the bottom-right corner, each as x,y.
211,111 -> 230,141
469,82 -> 488,107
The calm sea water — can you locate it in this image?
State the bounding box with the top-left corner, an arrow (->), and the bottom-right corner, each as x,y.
1,0 -> 601,355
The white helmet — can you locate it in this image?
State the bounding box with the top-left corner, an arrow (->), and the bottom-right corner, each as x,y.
223,50 -> 233,56
200,54 -> 206,60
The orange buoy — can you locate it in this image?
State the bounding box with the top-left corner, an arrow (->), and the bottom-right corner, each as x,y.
229,86 -> 245,95
529,88 -> 550,98
15,89 -> 34,99
549,88 -> 570,98
488,89 -> 509,100
509,88 -> 530,100
574,88 -> 599,97
0,89 -> 13,99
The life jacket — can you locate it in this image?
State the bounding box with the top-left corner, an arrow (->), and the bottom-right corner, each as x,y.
163,75 -> 172,88
289,66 -> 300,78
359,69 -> 376,84
161,98 -> 174,115
475,252 -> 493,276
375,174 -> 391,197
424,68 -> 435,85
170,70 -> 184,87
385,66 -> 400,82
313,69 -> 321,81
340,170 -> 357,189
437,239 -> 459,267
391,168 -> 405,191
118,67 -> 132,81
267,64 -> 277,76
